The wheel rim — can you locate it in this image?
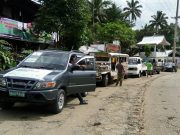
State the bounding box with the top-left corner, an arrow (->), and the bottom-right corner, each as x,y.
58,93 -> 64,110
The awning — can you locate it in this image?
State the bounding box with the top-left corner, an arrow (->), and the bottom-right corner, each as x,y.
137,35 -> 170,46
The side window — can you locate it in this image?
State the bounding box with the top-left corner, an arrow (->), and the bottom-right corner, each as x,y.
86,58 -> 95,70
78,60 -> 86,65
78,58 -> 95,70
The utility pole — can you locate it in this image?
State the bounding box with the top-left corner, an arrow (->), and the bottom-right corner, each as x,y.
173,0 -> 179,62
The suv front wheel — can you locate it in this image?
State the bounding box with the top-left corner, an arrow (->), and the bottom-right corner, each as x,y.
50,89 -> 65,114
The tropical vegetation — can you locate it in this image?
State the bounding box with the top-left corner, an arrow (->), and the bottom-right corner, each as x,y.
149,11 -> 168,34
1,0 -> 179,70
0,40 -> 16,71
123,0 -> 142,24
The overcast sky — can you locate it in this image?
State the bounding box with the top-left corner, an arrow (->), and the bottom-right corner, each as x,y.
113,0 -> 178,29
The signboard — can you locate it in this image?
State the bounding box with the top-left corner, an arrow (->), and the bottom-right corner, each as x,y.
0,17 -> 52,43
106,44 -> 121,53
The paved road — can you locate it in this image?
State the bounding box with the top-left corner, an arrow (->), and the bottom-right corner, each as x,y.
144,71 -> 180,135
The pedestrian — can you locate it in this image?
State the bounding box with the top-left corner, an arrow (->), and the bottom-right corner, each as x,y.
69,54 -> 88,105
115,60 -> 125,86
146,61 -> 153,77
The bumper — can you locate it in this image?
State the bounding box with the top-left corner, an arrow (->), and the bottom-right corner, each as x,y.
0,88 -> 59,103
164,68 -> 173,72
128,71 -> 139,75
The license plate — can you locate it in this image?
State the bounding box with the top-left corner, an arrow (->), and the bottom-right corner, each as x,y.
9,90 -> 25,97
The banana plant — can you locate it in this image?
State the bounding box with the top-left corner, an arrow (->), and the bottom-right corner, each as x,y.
0,40 -> 16,71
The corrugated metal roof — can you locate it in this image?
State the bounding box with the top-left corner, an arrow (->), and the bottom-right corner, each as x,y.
137,35 -> 170,45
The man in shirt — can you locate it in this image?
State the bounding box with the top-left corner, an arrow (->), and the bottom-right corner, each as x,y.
146,61 -> 153,77
115,60 -> 125,86
69,54 -> 88,105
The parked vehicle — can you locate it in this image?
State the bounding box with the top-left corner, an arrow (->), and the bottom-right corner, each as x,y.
0,50 -> 96,113
128,57 -> 147,77
163,62 -> 177,72
95,52 -> 129,87
143,58 -> 163,74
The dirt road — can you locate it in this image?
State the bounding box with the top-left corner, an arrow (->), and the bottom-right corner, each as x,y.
144,71 -> 180,135
0,73 -> 168,135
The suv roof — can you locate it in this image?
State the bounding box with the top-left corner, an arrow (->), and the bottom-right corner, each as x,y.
37,49 -> 84,55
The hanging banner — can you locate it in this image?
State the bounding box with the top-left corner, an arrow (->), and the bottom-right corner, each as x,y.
0,17 -> 52,43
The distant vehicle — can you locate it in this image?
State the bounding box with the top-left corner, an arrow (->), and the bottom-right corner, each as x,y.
128,57 -> 147,77
95,52 -> 129,87
163,62 -> 177,72
0,50 -> 96,114
143,58 -> 161,74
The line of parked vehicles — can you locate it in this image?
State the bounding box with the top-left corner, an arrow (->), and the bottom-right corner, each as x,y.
0,49 -> 177,114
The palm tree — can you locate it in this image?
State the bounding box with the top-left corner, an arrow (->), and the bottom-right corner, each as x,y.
149,11 -> 168,34
105,3 -> 124,22
88,0 -> 111,24
123,0 -> 142,23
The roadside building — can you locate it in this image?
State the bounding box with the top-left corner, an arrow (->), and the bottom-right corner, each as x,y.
137,35 -> 171,67
0,0 -> 53,52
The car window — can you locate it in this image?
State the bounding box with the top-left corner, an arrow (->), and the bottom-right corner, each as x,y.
77,58 -> 95,70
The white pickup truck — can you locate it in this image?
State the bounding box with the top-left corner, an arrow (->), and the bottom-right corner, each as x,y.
128,57 -> 147,77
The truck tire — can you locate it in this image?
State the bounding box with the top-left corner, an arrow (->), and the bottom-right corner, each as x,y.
102,74 -> 108,87
157,70 -> 160,74
137,72 -> 141,78
50,89 -> 65,114
0,102 -> 14,109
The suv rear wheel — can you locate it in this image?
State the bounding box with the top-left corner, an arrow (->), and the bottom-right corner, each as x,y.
50,89 -> 65,114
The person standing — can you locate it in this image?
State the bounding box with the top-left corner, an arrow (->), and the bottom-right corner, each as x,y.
146,61 -> 153,77
115,60 -> 125,86
69,54 -> 88,105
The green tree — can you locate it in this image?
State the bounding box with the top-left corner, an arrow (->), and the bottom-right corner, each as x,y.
35,0 -> 91,50
144,45 -> 151,57
123,0 -> 142,23
95,22 -> 136,52
88,0 -> 111,24
149,11 -> 168,34
105,3 -> 124,23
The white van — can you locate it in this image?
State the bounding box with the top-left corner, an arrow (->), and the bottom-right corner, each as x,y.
128,57 -> 147,77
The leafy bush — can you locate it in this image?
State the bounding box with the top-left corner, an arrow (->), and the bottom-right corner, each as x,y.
0,40 -> 16,71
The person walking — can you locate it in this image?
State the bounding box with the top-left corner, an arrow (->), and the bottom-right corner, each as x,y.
115,60 -> 125,86
69,54 -> 88,105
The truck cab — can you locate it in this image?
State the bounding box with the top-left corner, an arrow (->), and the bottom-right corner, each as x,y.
0,50 -> 96,113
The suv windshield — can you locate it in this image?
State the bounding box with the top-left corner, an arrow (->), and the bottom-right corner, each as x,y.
18,51 -> 69,70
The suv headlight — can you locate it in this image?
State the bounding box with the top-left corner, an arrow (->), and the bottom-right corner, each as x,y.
34,81 -> 56,89
0,78 -> 6,87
